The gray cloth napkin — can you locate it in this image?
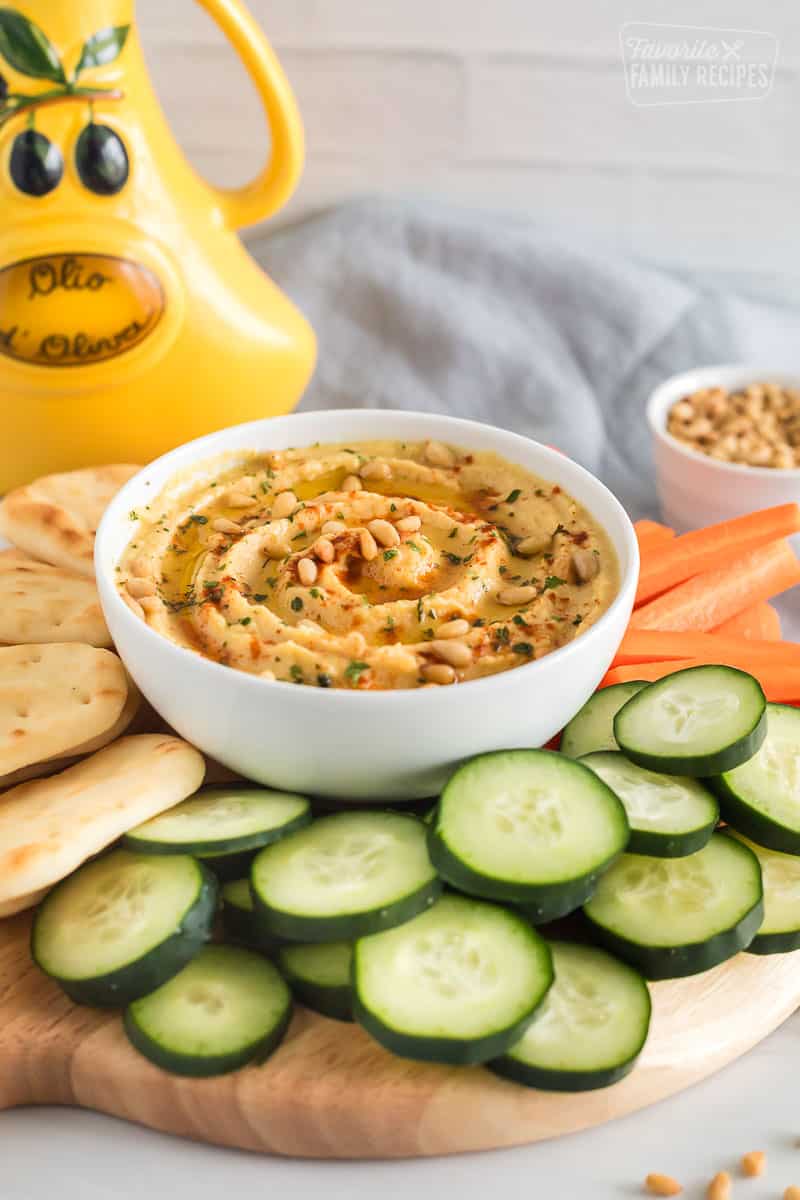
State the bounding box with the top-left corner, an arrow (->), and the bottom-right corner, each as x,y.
252,196 -> 800,521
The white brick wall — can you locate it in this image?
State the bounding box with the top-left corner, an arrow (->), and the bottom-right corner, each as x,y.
136,0 -> 800,284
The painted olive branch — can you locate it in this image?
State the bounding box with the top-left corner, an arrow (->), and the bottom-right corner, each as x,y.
0,85 -> 123,130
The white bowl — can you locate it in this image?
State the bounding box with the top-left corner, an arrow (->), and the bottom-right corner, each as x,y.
95,410 -> 638,800
648,365 -> 800,531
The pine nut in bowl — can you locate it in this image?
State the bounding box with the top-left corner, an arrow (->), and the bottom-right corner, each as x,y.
95,410 -> 638,800
648,365 -> 800,532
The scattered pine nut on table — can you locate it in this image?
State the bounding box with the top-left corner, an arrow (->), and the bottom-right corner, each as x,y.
740,1149 -> 766,1177
706,1171 -> 730,1200
644,1174 -> 683,1196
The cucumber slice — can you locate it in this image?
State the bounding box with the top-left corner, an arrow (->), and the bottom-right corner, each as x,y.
220,878 -> 283,952
561,682 -> 648,758
583,834 -> 763,979
728,831 -> 800,955
580,752 -> 718,858
124,944 -> 291,1077
614,666 -> 766,777
428,750 -> 629,921
491,941 -> 651,1091
713,704 -> 800,855
123,786 -> 311,857
197,848 -> 259,883
32,849 -> 217,1007
353,893 -> 553,1065
277,941 -> 353,1022
251,811 -> 441,942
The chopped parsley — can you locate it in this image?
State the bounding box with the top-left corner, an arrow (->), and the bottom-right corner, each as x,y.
128,510 -> 139,521
512,614 -> 527,626
310,588 -> 322,599
448,528 -> 458,539
573,614 -> 583,626
494,626 -> 510,645
383,548 -> 399,561
407,541 -> 422,554
442,551 -> 463,566
504,489 -> 521,504
289,665 -> 304,683
345,660 -> 370,686
512,643 -> 534,656
253,593 -> 268,603
239,617 -> 252,626
543,575 -> 567,590
290,596 -> 304,612
187,514 -> 208,526
317,673 -> 332,688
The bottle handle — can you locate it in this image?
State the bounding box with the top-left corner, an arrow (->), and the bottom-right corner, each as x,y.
194,0 -> 304,230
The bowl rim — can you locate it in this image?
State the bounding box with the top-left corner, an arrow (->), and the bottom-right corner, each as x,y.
648,362 -> 800,479
96,409 -> 638,706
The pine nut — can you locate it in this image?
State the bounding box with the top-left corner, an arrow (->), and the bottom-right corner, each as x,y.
421,663 -> 456,685
740,1151 -> 765,1178
497,585 -> 538,605
227,491 -> 254,509
424,440 -> 456,468
706,1172 -> 730,1200
437,618 -> 470,639
784,1187 -> 800,1200
271,490 -> 298,519
361,460 -> 391,480
428,640 -> 472,668
315,537 -> 335,563
122,591 -> 144,620
645,1175 -> 682,1197
130,554 -> 150,578
360,530 -> 378,561
211,517 -> 241,534
298,558 -> 318,587
517,534 -> 549,557
368,519 -> 400,548
572,548 -> 599,583
396,515 -> 422,532
322,520 -> 346,535
346,631 -> 367,657
260,669 -> 276,681
342,474 -> 363,492
126,578 -> 156,598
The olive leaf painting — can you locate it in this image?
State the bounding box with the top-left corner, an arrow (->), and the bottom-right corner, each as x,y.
0,9 -> 130,130
0,8 -> 65,83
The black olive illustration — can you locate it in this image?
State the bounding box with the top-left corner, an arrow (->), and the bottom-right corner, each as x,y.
10,130 -> 64,197
76,122 -> 129,196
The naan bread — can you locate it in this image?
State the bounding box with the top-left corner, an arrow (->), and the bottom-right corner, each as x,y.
0,644 -> 128,775
0,464 -> 140,577
0,735 -> 206,903
0,549 -> 111,646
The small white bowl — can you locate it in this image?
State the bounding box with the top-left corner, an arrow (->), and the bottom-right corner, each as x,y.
95,410 -> 638,800
648,365 -> 800,531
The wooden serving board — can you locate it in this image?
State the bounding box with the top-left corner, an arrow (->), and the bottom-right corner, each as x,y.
2,911 -> 799,1159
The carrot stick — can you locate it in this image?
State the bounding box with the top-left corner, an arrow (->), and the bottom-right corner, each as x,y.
635,504 -> 800,606
612,628 -> 800,668
630,538 -> 800,633
602,658 -> 800,703
714,602 -> 782,641
635,519 -> 675,558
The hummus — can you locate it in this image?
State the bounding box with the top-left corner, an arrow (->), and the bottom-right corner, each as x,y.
120,439 -> 619,690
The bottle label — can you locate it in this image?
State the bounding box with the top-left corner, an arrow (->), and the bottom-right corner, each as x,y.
0,252 -> 166,368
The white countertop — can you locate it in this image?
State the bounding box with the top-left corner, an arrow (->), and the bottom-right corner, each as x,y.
4,602 -> 800,1200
